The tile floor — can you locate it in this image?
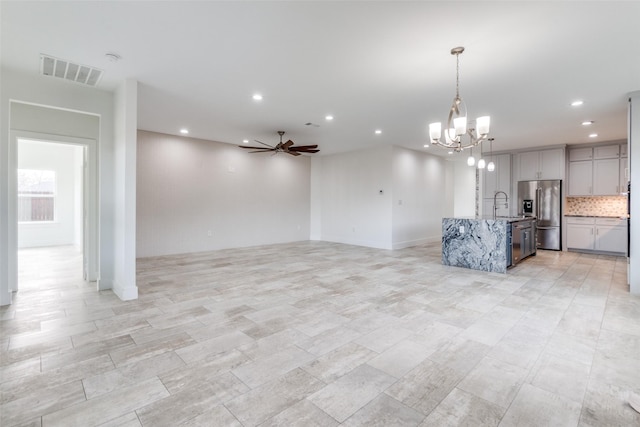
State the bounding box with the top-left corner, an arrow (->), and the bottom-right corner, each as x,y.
1,242 -> 640,426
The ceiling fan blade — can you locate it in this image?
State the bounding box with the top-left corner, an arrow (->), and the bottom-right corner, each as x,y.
254,140 -> 274,148
282,140 -> 294,150
298,149 -> 319,153
249,149 -> 276,153
287,151 -> 301,156
239,145 -> 273,150
289,145 -> 318,150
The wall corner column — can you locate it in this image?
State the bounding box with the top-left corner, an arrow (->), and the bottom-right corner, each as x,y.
112,78 -> 138,301
628,90 -> 640,294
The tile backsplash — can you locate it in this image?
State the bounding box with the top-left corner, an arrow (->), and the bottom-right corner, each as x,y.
565,196 -> 627,217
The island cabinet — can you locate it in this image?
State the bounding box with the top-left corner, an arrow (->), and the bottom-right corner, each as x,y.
442,216 -> 536,273
568,144 -> 628,196
515,148 -> 564,181
566,216 -> 627,254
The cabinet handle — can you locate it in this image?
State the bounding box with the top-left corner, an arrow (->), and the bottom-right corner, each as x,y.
591,228 -> 594,235
589,186 -> 592,194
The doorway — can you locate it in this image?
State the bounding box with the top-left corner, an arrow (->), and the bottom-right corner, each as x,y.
17,140 -> 85,289
9,131 -> 99,294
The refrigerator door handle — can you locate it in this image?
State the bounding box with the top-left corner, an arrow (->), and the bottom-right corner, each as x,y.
537,226 -> 555,230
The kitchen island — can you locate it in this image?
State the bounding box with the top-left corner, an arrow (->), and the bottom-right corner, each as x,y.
442,216 -> 536,273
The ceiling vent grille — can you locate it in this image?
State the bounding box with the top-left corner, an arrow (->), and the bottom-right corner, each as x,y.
40,54 -> 103,87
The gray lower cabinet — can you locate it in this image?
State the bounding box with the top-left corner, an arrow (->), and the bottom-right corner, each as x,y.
566,217 -> 627,254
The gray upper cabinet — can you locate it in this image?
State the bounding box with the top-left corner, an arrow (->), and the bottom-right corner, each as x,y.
568,161 -> 593,196
516,148 -> 565,181
593,158 -> 621,195
594,145 -> 620,159
568,143 -> 627,196
569,147 -> 593,162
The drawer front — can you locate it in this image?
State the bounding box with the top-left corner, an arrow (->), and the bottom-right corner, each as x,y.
566,217 -> 596,225
595,217 -> 626,226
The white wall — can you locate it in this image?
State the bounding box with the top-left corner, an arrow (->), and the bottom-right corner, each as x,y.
391,146 -> 453,249
312,145 -> 393,249
136,130 -> 311,257
1,69 -> 114,306
17,141 -> 83,248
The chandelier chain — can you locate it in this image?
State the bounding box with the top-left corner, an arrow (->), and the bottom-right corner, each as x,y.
455,52 -> 460,100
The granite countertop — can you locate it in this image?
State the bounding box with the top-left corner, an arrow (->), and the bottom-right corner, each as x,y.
446,215 -> 536,223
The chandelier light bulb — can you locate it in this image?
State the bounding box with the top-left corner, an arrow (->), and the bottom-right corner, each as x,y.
477,158 -> 486,169
467,155 -> 475,166
454,116 -> 467,136
429,122 -> 442,140
487,161 -> 495,172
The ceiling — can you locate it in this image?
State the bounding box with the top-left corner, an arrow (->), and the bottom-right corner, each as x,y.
2,1 -> 640,158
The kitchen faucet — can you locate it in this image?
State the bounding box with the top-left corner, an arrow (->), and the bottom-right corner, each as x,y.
493,191 -> 509,218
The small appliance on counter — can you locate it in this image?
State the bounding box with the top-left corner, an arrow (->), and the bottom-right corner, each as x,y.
517,180 -> 562,250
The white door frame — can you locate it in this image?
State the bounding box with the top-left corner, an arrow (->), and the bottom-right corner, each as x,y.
9,130 -> 99,291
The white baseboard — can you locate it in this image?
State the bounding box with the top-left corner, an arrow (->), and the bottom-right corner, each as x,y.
112,279 -> 138,301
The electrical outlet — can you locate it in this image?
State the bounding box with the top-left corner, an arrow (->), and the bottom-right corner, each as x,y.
459,226 -> 465,234
207,230 -> 212,237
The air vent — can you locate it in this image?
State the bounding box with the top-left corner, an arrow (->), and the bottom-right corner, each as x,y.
40,54 -> 103,87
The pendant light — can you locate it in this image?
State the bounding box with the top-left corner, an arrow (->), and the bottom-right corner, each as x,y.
477,157 -> 486,169
487,138 -> 495,172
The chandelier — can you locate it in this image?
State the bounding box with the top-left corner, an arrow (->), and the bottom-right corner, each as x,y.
429,46 -> 490,152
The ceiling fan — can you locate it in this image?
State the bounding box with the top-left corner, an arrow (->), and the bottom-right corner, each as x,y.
238,131 -> 319,156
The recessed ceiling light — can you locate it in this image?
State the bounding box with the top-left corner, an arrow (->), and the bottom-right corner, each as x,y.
582,120 -> 594,126
252,94 -> 263,101
242,139 -> 249,144
423,144 -> 429,148
375,129 -> 382,134
589,133 -> 598,138
571,100 -> 584,107
325,115 -> 334,121
180,128 -> 189,134
448,151 -> 453,155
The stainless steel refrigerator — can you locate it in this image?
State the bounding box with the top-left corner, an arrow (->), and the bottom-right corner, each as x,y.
517,180 -> 562,250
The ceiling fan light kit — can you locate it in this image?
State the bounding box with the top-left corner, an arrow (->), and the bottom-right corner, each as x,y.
429,46 -> 491,153
238,131 -> 320,156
